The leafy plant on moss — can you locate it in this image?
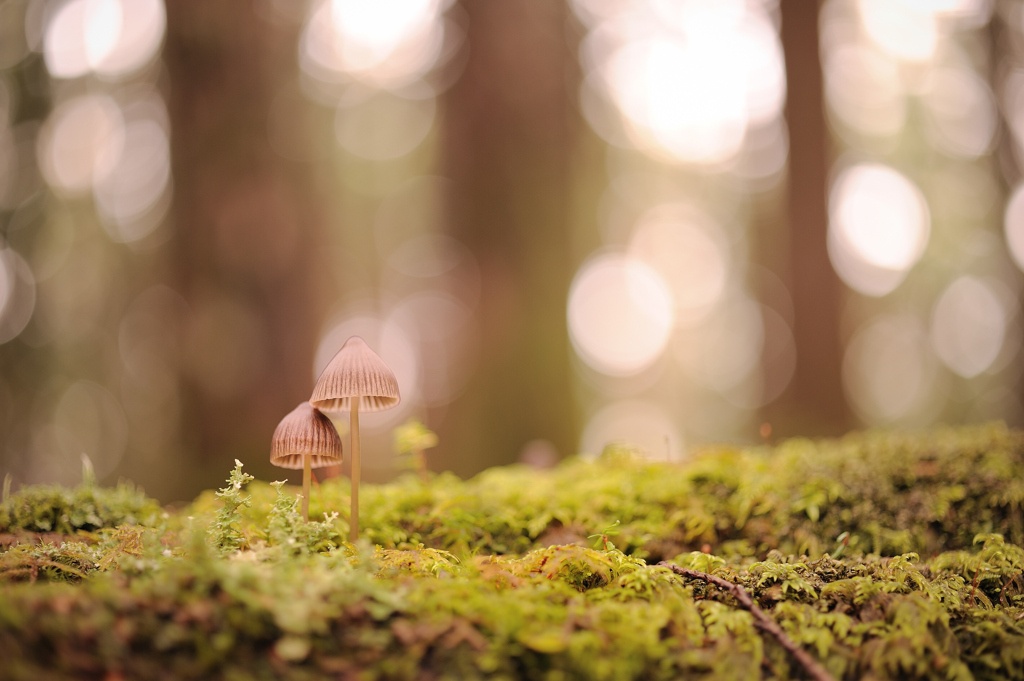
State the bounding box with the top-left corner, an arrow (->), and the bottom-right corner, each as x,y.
264,480 -> 340,554
211,460 -> 254,554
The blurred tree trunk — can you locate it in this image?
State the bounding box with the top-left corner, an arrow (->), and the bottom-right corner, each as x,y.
438,0 -> 580,472
771,0 -> 851,435
164,2 -> 332,497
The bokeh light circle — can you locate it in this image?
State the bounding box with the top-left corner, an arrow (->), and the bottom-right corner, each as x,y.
0,248 -> 36,344
829,163 -> 930,296
38,95 -> 124,195
627,203 -> 729,327
568,253 -> 674,376
579,399 -> 683,462
1003,183 -> 1024,272
930,276 -> 1007,378
43,0 -> 165,80
843,314 -> 936,424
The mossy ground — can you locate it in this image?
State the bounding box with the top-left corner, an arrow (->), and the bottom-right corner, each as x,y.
1,423 -> 1024,680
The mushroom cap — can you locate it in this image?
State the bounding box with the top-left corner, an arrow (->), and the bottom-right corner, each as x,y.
270,402 -> 344,469
310,336 -> 401,413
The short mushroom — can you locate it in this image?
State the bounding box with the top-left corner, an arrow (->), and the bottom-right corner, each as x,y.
310,336 -> 400,541
270,402 -> 344,521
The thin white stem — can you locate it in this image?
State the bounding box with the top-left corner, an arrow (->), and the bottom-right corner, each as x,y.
302,452 -> 311,521
350,399 -> 360,542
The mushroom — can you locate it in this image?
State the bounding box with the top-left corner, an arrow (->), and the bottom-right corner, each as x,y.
310,336 -> 400,541
270,402 -> 344,521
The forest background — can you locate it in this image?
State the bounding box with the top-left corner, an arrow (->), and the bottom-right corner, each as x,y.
0,0 -> 1021,503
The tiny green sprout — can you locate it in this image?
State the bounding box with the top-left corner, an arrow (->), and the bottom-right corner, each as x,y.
589,520 -> 621,551
81,454 -> 96,487
832,531 -> 850,559
393,418 -> 438,484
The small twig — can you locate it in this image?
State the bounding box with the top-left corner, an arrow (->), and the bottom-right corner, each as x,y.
659,562 -> 837,681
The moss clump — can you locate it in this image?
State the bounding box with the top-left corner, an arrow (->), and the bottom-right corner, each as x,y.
1,422 -> 1024,680
212,421 -> 1023,559
0,478 -> 162,536
1,535 -> 1022,680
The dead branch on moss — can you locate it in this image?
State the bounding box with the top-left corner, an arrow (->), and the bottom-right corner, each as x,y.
659,561 -> 837,681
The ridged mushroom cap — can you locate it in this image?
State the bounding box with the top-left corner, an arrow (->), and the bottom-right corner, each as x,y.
270,402 -> 344,469
310,336 -> 401,413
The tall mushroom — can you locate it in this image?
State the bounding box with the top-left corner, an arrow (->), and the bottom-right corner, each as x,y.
310,336 -> 400,541
270,402 -> 344,521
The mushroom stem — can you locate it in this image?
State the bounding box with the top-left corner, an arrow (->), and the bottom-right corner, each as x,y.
302,452 -> 311,521
349,399 -> 360,542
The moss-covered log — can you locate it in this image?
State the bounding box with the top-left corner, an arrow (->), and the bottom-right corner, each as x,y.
1,423 -> 1023,680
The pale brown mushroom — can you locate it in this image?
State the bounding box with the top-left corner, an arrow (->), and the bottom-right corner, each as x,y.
270,402 -> 343,521
310,336 -> 400,541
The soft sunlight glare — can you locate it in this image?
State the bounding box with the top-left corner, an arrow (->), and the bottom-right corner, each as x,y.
931,276 -> 1007,378
0,248 -> 35,345
672,298 -> 764,393
829,163 -> 930,295
627,203 -> 728,326
302,0 -> 445,87
1004,183 -> 1024,272
568,253 -> 674,376
843,314 -> 935,423
580,399 -> 683,462
857,0 -> 938,62
921,67 -> 996,159
44,0 -> 165,80
335,91 -> 435,160
38,95 -> 125,195
94,118 -> 170,243
583,0 -> 784,165
824,44 -> 906,137
387,291 -> 472,407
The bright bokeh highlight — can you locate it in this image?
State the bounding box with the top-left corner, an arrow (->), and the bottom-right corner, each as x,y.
44,0 -> 165,80
301,0 -> 446,88
843,314 -> 935,423
567,253 -> 674,376
1003,184 -> 1024,272
828,163 -> 930,296
38,95 -> 125,196
575,0 -> 785,165
931,276 -> 1007,378
627,203 -> 729,326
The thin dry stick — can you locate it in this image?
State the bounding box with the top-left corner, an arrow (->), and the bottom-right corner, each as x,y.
659,562 -> 837,681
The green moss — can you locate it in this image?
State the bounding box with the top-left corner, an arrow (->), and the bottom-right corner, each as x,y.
240,421 -> 1024,559
2,423 -> 1024,680
0,474 -> 162,536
